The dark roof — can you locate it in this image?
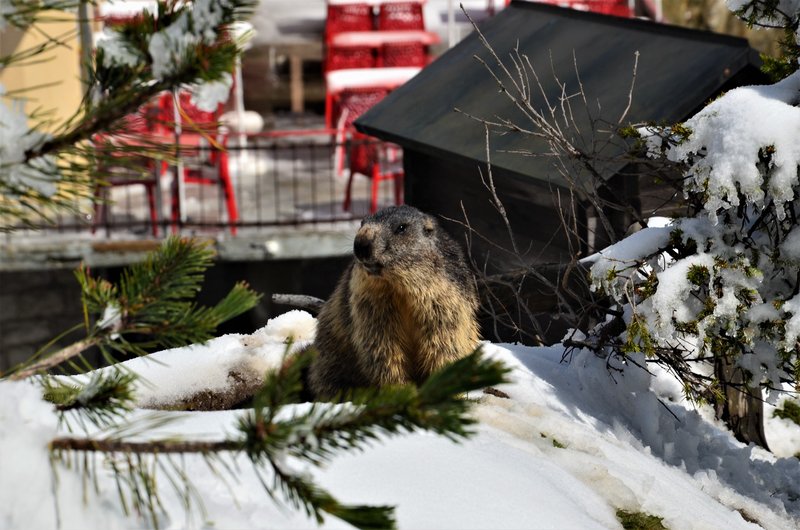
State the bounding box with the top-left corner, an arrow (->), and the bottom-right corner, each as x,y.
355,1 -> 764,185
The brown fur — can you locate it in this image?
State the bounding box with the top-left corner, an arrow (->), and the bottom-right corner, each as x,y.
308,205 -> 480,399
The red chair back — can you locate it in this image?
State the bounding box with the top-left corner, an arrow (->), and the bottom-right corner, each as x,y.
378,2 -> 424,31
593,0 -> 632,16
381,41 -> 427,67
336,87 -> 389,129
325,45 -> 375,71
116,111 -> 151,135
157,91 -> 222,134
325,3 -> 374,41
536,0 -> 632,17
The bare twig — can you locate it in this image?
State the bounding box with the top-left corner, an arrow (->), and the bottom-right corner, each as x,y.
618,51 -> 639,126
8,337 -> 99,381
271,294 -> 325,314
50,437 -> 241,454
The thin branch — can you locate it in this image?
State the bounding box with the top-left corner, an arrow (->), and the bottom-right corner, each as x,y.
8,337 -> 100,381
618,51 -> 639,126
50,437 -> 242,454
271,294 -> 325,314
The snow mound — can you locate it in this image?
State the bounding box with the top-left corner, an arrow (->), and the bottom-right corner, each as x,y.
2,312 -> 799,529
244,309 -> 317,346
89,310 -> 316,409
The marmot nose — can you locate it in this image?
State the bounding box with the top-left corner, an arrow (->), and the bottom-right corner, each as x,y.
353,236 -> 372,261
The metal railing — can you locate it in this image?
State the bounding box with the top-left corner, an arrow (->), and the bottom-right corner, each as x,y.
7,130 -> 403,239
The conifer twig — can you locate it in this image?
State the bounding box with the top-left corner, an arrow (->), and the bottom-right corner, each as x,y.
8,337 -> 99,381
271,294 -> 325,314
50,438 -> 242,454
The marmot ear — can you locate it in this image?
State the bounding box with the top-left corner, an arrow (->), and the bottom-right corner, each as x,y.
423,217 -> 435,235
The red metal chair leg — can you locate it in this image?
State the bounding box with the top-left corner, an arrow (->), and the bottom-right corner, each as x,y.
145,183 -> 159,237
393,171 -> 404,206
217,151 -> 238,235
343,171 -> 354,212
169,169 -> 181,234
91,184 -> 106,235
370,163 -> 381,213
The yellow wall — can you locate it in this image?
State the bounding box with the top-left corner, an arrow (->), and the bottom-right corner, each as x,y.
0,11 -> 84,130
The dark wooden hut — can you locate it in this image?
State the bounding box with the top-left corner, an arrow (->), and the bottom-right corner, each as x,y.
355,1 -> 766,342
355,1 -> 765,272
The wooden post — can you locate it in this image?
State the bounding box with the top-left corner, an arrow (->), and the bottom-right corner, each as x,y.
714,355 -> 770,450
290,55 -> 304,113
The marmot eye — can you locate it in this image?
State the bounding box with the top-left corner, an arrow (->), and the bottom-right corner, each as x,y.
394,224 -> 407,235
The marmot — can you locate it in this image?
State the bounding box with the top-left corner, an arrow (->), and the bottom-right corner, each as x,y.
308,205 -> 481,399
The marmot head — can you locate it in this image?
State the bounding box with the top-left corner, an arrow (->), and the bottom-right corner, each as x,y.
353,205 -> 442,277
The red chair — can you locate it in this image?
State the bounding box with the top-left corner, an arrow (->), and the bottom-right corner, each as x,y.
335,87 -> 404,213
92,105 -> 162,237
593,0 -> 633,16
325,44 -> 375,71
343,132 -> 404,213
332,86 -> 388,128
325,2 -> 374,42
156,91 -> 239,235
381,41 -> 427,67
331,86 -> 388,173
377,2 -> 425,30
168,135 -> 239,235
155,91 -> 221,134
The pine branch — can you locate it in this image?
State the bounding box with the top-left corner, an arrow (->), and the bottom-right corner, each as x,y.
242,349 -> 510,461
3,1 -> 256,223
49,348 -> 508,529
50,438 -> 241,454
42,370 -> 138,429
90,236 -> 261,353
6,237 -> 261,379
268,459 -> 395,529
235,348 -> 509,528
8,337 -> 99,381
20,1 -> 255,163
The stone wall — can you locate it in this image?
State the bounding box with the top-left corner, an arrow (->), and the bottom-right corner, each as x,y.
0,257 -> 350,374
0,269 -> 84,373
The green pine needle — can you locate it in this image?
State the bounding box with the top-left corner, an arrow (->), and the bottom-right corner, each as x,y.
269,462 -> 395,529
253,343 -> 315,417
78,236 -> 261,354
237,347 -> 509,529
42,370 -> 137,430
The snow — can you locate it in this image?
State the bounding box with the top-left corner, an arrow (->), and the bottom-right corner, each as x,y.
97,309 -> 315,408
0,88 -> 61,198
98,1 -> 159,18
148,0 -> 232,80
2,311 -> 799,530
670,71 -> 800,223
0,381 -> 128,530
98,303 -> 123,338
190,73 -> 234,112
4,1 -> 800,528
96,28 -> 143,69
586,225 -> 672,299
726,0 -> 800,37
